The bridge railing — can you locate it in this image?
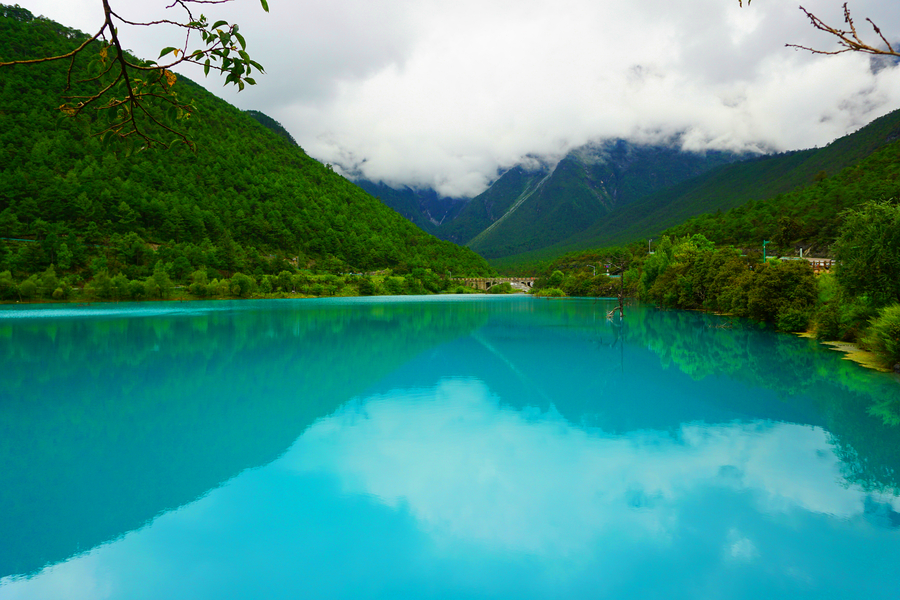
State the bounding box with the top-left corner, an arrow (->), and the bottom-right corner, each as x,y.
452,277 -> 536,290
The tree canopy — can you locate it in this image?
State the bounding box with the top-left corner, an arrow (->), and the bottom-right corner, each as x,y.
833,200 -> 900,306
0,0 -> 269,149
0,7 -> 494,298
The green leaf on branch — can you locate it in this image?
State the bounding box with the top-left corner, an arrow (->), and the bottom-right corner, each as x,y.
100,131 -> 115,151
8,0 -> 270,151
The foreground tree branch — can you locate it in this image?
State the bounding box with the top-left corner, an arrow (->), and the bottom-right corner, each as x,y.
738,1 -> 898,58
790,3 -> 898,57
0,0 -> 269,151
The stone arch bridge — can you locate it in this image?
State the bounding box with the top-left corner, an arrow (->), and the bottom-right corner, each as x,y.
454,277 -> 536,291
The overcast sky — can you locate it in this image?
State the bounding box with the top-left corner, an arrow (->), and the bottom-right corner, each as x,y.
20,0 -> 900,197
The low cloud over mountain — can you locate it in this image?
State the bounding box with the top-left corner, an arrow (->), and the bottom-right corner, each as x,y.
26,0 -> 900,197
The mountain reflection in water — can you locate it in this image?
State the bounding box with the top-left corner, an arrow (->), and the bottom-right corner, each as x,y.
1,297 -> 898,599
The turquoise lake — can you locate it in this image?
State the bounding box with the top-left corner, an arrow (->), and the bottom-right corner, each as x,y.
1,295 -> 899,599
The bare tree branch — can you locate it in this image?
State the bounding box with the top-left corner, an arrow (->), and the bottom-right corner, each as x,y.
789,3 -> 898,57
737,1 -> 897,57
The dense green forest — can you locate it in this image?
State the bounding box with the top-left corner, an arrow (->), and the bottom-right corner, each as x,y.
354,179 -> 467,236
431,141 -> 744,259
527,197 -> 900,375
515,120 -> 900,375
664,140 -> 900,252
491,108 -> 900,269
0,6 -> 492,301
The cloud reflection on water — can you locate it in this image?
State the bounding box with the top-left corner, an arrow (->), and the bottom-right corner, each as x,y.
284,378 -> 895,554
2,377 -> 898,600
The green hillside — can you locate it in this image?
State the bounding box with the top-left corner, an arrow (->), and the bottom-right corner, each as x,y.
665,139 -> 900,251
245,110 -> 300,147
438,141 -> 742,259
439,165 -> 548,246
544,108 -> 900,255
0,7 -> 492,295
352,179 -> 467,236
468,155 -> 613,258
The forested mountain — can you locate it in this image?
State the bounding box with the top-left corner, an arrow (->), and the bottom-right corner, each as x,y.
492,107 -> 900,268
457,140 -> 746,259
353,179 -> 466,235
663,138 -> 900,253
560,108 -> 900,251
357,140 -> 746,260
0,7 -> 492,291
436,160 -> 555,248
245,110 -> 300,148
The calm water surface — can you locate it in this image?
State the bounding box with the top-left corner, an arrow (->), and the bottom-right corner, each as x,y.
1,296 -> 899,599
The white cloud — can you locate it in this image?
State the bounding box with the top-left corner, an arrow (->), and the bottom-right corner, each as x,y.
16,0 -> 900,196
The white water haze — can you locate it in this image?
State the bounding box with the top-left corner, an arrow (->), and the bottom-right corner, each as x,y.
20,0 -> 900,197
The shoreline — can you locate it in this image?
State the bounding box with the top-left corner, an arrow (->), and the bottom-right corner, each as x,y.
4,294 -> 897,377
0,288 -> 510,307
796,330 -> 894,374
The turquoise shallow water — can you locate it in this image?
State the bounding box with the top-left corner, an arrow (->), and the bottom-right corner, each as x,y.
1,296 -> 899,599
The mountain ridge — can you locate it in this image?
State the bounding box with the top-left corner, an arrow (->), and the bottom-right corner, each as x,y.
0,7 -> 494,287
551,106 -> 900,255
351,139 -> 750,259
478,141 -> 760,258
353,105 -> 900,268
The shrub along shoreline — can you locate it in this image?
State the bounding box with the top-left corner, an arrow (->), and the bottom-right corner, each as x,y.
0,265 -> 515,304
527,200 -> 900,375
